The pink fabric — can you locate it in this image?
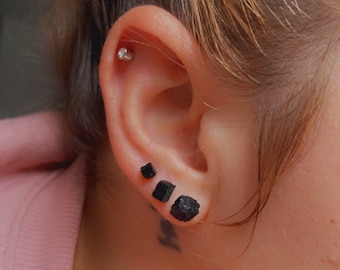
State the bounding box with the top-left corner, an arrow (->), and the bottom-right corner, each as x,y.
0,112 -> 86,270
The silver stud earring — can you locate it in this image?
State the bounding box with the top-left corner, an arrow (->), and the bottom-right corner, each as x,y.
117,47 -> 134,62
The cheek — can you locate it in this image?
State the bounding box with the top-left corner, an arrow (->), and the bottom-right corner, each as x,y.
243,88 -> 340,268
208,127 -> 258,223
250,132 -> 340,268
200,100 -> 259,223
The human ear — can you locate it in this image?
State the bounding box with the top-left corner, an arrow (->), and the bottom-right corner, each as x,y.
99,6 -> 257,226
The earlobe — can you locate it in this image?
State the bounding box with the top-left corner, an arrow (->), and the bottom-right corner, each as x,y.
99,6 -> 217,226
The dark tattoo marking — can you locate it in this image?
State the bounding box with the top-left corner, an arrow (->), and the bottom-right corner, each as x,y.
158,219 -> 181,252
149,205 -> 181,252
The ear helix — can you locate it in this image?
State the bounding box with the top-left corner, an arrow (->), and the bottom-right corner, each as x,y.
140,162 -> 200,222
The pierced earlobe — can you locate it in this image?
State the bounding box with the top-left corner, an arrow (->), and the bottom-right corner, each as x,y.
170,195 -> 200,222
140,162 -> 157,178
140,163 -> 200,222
117,47 -> 134,62
152,180 -> 176,202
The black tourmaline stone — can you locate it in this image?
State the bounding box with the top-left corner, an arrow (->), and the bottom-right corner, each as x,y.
140,163 -> 156,179
170,196 -> 200,222
152,181 -> 176,202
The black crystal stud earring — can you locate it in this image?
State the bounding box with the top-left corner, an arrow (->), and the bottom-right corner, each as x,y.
152,181 -> 176,202
140,163 -> 156,179
170,195 -> 200,222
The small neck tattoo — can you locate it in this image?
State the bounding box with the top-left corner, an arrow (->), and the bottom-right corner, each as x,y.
150,205 -> 181,252
158,219 -> 181,252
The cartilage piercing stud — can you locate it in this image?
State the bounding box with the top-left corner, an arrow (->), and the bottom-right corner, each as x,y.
117,47 -> 134,62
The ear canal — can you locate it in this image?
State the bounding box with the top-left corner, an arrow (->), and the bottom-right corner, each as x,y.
144,83 -> 207,173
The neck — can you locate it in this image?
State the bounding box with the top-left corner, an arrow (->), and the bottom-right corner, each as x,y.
73,150 -> 253,270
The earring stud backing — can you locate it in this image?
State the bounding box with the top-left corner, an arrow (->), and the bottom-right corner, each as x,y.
117,47 -> 134,62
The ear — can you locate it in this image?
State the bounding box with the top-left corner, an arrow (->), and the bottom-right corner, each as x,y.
99,6 -> 255,226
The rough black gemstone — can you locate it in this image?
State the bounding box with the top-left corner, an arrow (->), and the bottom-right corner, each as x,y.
140,163 -> 156,179
152,181 -> 176,202
170,196 -> 200,222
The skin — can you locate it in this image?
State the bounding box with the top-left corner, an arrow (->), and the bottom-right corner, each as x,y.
73,6 -> 340,270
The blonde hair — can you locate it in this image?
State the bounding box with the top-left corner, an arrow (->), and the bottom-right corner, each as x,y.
49,0 -> 339,226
